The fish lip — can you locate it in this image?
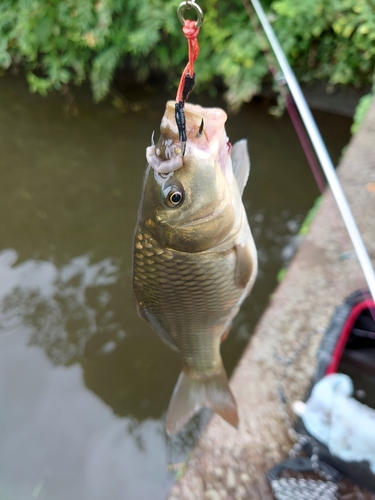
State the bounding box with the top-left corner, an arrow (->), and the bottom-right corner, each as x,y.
146,145 -> 184,173
161,101 -> 228,148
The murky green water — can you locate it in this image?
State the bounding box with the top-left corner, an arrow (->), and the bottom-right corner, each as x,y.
0,75 -> 351,500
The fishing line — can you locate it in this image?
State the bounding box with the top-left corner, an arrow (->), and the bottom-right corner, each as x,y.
241,3 -> 375,496
243,0 -> 357,290
242,0 -> 326,193
175,1 -> 203,152
243,0 -> 375,304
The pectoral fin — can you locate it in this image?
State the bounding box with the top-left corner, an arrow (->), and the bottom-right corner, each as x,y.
230,139 -> 250,196
235,243 -> 253,288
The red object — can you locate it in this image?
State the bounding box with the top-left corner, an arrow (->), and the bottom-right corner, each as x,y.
326,299 -> 375,375
176,20 -> 200,103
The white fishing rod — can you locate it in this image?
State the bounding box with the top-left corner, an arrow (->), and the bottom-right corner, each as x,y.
247,0 -> 375,302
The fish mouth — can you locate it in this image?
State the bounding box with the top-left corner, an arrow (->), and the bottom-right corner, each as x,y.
161,101 -> 228,150
146,144 -> 183,173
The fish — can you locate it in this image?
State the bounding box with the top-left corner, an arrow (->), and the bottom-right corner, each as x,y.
132,101 -> 257,435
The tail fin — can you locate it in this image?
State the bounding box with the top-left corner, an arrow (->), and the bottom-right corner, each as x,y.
166,366 -> 238,435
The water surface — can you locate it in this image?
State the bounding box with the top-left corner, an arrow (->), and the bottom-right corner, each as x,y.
0,76 -> 352,500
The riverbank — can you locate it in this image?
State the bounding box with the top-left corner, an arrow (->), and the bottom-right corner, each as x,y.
260,82 -> 369,117
167,100 -> 375,500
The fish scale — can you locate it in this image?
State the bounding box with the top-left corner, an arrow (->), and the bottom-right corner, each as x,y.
133,101 -> 257,434
133,229 -> 243,373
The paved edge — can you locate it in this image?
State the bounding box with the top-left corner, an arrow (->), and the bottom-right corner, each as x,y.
167,99 -> 375,500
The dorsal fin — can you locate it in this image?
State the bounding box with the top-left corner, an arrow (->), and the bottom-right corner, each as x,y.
230,139 -> 250,196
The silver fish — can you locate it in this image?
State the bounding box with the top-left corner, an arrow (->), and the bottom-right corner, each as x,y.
133,101 -> 257,434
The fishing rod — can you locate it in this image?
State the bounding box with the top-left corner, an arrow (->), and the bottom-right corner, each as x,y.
245,0 -> 375,303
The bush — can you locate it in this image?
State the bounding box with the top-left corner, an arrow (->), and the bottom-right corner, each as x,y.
272,0 -> 375,87
0,0 -> 374,107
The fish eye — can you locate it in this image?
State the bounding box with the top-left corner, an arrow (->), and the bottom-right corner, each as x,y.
163,185 -> 184,208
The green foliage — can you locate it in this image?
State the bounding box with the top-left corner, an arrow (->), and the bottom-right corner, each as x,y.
350,75 -> 374,134
298,196 -> 322,236
0,0 -> 375,106
351,92 -> 373,134
276,267 -> 287,283
272,0 -> 375,88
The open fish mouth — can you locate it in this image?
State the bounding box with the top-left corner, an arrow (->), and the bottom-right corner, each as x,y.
159,101 -> 228,150
146,101 -> 231,176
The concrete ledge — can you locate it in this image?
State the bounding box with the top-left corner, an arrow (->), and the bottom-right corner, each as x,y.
167,99 -> 375,500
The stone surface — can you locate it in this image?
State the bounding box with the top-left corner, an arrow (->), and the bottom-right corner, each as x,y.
167,100 -> 375,499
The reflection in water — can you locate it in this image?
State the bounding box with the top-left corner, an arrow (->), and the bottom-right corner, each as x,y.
0,75 -> 352,500
0,250 -> 180,500
0,344 -> 173,500
0,249 -> 120,365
